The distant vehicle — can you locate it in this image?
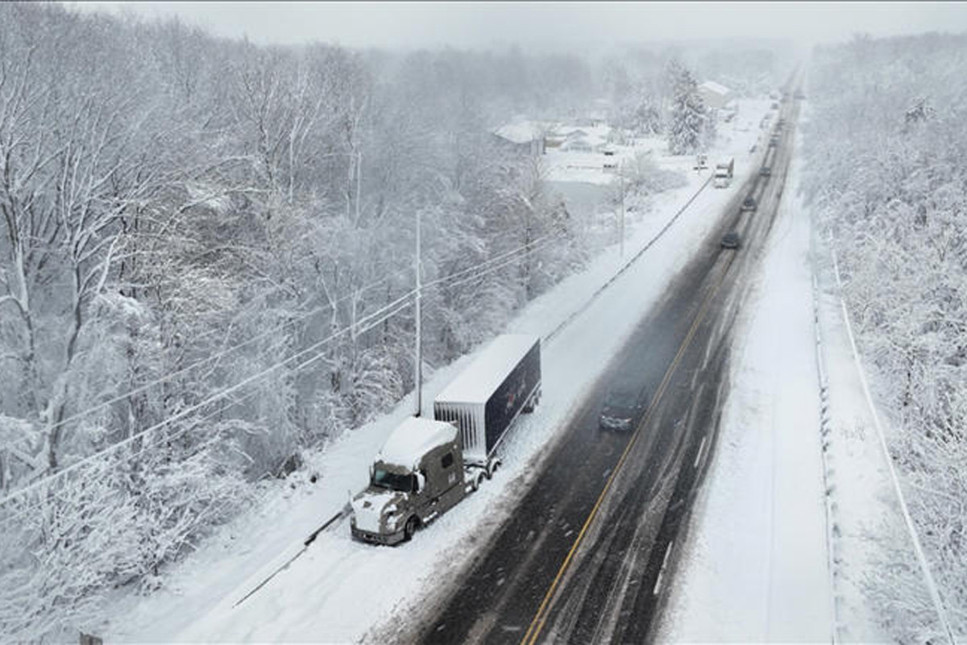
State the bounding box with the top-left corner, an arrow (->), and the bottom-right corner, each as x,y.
713,157 -> 734,188
769,134 -> 780,147
351,334 -> 541,545
693,153 -> 708,170
721,231 -> 741,249
741,196 -> 757,211
599,383 -> 646,432
760,166 -> 771,177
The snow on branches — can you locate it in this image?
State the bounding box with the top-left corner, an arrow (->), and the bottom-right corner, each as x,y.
665,60 -> 714,156
801,31 -> 967,639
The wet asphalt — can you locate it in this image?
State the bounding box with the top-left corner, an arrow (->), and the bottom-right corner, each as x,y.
414,80 -> 803,645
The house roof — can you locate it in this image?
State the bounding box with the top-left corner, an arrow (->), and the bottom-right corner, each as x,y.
561,132 -> 609,151
699,80 -> 732,97
493,122 -> 544,144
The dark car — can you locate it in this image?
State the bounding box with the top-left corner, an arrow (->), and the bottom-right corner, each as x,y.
599,384 -> 645,432
741,196 -> 757,211
760,166 -> 771,177
721,231 -> 741,249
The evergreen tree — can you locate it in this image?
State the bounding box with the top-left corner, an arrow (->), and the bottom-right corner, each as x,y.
665,61 -> 710,155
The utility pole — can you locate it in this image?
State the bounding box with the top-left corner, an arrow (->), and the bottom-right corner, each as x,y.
414,209 -> 422,417
618,164 -> 625,261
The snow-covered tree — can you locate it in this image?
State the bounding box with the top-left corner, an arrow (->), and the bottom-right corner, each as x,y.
665,60 -> 711,155
801,31 -> 967,639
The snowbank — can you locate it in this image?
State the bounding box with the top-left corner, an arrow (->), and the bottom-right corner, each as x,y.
658,127 -> 912,642
657,130 -> 833,642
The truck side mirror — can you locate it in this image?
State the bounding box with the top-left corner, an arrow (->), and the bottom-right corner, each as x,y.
415,471 -> 425,493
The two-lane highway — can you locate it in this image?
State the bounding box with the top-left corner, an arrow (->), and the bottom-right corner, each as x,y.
411,78 -> 804,645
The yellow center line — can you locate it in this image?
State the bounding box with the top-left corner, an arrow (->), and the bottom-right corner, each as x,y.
520,254 -> 735,645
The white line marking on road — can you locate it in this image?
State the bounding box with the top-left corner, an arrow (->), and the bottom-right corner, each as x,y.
652,540 -> 675,596
694,435 -> 708,469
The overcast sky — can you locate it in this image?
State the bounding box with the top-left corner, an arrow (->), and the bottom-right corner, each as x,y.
77,2 -> 967,50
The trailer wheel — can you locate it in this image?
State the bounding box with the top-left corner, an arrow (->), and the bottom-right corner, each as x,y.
471,471 -> 486,492
487,459 -> 501,479
523,390 -> 539,413
403,516 -> 419,542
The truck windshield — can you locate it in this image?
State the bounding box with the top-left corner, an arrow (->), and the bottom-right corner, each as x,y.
371,468 -> 415,493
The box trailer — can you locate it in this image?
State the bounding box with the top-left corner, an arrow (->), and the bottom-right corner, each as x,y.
433,334 -> 541,472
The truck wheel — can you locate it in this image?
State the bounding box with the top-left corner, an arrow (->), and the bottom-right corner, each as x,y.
487,459 -> 501,479
471,471 -> 485,492
523,391 -> 539,413
403,516 -> 419,542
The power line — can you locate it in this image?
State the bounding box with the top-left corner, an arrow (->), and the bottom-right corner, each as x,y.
0,291 -> 415,510
428,231 -> 568,293
421,231 -> 559,290
3,229 -> 572,510
0,386 -> 264,528
32,234 -> 558,442
35,272 -> 398,443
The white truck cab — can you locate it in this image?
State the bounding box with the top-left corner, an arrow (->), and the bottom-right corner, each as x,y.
350,418 -> 467,545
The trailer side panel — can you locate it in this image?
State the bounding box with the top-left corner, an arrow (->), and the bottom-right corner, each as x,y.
483,341 -> 541,455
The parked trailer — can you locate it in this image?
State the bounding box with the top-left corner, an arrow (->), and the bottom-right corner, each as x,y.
350,334 -> 541,545
434,334 -> 541,472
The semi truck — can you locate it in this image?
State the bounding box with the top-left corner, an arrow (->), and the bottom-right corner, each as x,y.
713,157 -> 734,188
350,334 -> 541,545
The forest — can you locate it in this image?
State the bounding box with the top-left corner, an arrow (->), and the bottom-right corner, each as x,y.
802,31 -> 967,640
0,3 -> 791,639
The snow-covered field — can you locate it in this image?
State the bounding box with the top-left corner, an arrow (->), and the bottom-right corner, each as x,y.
657,128 -> 909,641
97,106 -> 770,642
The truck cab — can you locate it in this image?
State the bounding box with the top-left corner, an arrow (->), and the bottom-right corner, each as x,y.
350,418 -> 467,545
713,157 -> 734,188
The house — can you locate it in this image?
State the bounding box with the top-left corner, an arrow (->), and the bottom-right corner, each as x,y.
698,80 -> 735,110
544,125 -> 581,149
543,129 -> 567,149
555,124 -> 611,153
560,134 -> 608,153
492,121 -> 545,156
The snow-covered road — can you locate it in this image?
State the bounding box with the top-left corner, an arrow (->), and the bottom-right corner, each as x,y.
657,125 -> 910,642
98,104 -> 773,643
657,134 -> 833,641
